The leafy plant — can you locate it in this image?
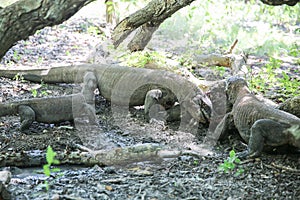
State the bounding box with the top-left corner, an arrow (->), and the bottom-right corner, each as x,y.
218,149 -> 244,176
120,51 -> 170,69
30,81 -> 48,97
42,146 -> 60,191
13,73 -> 24,82
31,89 -> 38,97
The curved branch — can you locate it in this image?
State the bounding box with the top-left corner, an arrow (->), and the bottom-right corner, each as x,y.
112,0 -> 195,49
260,0 -> 299,6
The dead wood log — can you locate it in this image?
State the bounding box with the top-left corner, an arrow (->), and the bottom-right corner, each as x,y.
0,0 -> 95,60
0,144 -> 184,167
192,54 -> 234,68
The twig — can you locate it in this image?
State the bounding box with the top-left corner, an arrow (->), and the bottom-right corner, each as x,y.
264,162 -> 300,174
226,39 -> 238,54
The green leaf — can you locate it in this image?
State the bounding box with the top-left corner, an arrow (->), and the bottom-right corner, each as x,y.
43,165 -> 51,177
52,159 -> 60,165
51,168 -> 61,173
46,146 -> 56,164
235,158 -> 241,164
229,149 -> 236,158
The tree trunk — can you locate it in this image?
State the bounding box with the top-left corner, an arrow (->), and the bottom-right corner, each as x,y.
0,0 -> 95,60
112,0 -> 299,52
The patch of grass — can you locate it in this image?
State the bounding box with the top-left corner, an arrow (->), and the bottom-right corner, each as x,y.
13,50 -> 21,61
249,57 -> 300,97
119,50 -> 176,70
30,81 -> 49,97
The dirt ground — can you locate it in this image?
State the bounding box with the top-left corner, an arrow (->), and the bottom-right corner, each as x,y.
0,3 -> 300,199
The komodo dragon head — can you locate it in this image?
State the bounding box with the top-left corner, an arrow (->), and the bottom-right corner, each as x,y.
225,76 -> 251,105
184,93 -> 212,124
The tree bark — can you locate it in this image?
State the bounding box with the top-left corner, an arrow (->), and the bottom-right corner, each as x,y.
260,0 -> 299,6
0,0 -> 95,60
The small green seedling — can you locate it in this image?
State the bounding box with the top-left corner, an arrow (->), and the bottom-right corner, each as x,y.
43,146 -> 60,191
31,89 -> 38,97
218,149 -> 244,176
13,73 -> 24,82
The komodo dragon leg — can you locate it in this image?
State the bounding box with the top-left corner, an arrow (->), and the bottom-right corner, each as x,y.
144,90 -> 194,123
75,72 -> 98,125
82,72 -> 97,106
205,112 -> 235,145
144,89 -> 168,121
241,119 -> 290,158
19,105 -> 35,131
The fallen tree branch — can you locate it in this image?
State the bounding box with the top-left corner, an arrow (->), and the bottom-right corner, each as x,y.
0,144 -> 186,167
192,54 -> 234,68
263,162 -> 300,174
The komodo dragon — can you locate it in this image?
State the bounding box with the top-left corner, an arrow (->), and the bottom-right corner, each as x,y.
0,64 -> 212,126
0,72 -> 98,132
212,77 -> 300,158
0,94 -> 96,131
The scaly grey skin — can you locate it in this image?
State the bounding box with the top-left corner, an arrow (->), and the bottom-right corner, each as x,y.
0,94 -> 96,131
213,77 -> 300,158
0,64 -> 212,126
0,72 -> 98,132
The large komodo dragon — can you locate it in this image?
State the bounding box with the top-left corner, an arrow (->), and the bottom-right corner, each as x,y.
213,77 -> 300,158
0,72 -> 98,131
0,64 -> 212,129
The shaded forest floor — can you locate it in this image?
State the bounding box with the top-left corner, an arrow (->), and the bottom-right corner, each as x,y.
0,1 -> 300,199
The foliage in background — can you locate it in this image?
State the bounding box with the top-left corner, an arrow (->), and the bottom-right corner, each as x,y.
159,0 -> 299,56
249,57 -> 300,99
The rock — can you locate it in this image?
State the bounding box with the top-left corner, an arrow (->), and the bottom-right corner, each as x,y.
0,171 -> 11,184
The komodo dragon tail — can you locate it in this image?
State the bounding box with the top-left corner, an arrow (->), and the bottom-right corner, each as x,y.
0,64 -> 97,83
0,102 -> 19,117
